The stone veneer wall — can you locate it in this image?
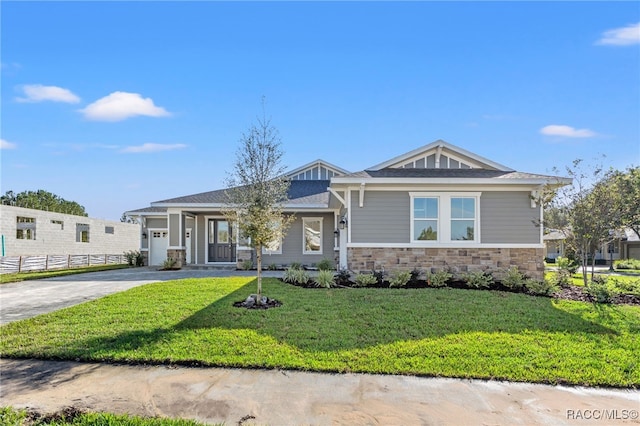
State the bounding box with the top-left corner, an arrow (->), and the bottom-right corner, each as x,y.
348,247 -> 545,280
236,249 -> 253,268
166,249 -> 186,268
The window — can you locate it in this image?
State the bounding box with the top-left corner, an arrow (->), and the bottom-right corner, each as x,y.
450,197 -> 476,241
262,221 -> 282,255
51,220 -> 64,230
410,193 -> 480,243
413,197 -> 438,241
76,223 -> 90,243
303,218 -> 323,254
105,226 -> 114,234
16,216 -> 36,240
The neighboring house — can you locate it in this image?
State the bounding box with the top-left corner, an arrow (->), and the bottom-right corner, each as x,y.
544,228 -> 640,263
126,140 -> 571,280
0,205 -> 140,257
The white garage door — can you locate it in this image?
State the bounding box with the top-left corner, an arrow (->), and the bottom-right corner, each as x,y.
149,230 -> 168,266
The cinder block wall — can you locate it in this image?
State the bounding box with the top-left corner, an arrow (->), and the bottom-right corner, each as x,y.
1,205 -> 140,256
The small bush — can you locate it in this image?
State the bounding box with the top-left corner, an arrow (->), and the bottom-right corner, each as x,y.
389,270 -> 412,288
614,259 -> 640,270
289,262 -> 302,270
335,268 -> 352,286
500,266 -> 526,290
557,256 -> 578,274
525,278 -> 558,296
314,270 -> 335,288
371,269 -> 386,285
354,273 -> 378,287
267,263 -> 278,271
409,268 -> 422,285
461,270 -> 493,289
124,250 -> 144,267
283,267 -> 309,285
426,270 -> 452,287
316,258 -> 334,271
586,277 -> 618,303
241,260 -> 253,270
162,257 -> 178,270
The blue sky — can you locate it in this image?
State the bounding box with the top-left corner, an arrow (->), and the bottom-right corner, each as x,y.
1,2 -> 639,221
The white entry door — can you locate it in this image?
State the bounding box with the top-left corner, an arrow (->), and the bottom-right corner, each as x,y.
185,228 -> 192,264
149,230 -> 168,266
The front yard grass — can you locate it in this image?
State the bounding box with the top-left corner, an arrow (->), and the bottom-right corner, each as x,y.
0,264 -> 130,284
1,277 -> 639,387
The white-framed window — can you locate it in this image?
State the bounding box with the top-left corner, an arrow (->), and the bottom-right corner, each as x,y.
16,216 -> 36,240
303,217 -> 323,254
410,192 -> 480,243
262,220 -> 283,255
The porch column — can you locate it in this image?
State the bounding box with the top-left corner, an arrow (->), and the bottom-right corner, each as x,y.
167,209 -> 186,267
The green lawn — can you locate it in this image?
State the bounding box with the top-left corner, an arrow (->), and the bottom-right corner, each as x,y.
0,406 -> 212,426
1,277 -> 639,387
0,264 -> 130,284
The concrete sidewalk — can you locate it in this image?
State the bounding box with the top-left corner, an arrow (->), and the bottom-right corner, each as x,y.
1,359 -> 638,425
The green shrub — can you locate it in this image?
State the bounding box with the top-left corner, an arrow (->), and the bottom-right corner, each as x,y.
614,259 -> 640,270
354,273 -> 378,287
389,270 -> 412,288
461,270 -> 493,289
314,270 -> 335,288
586,277 -> 618,303
316,258 -> 334,271
371,269 -> 386,285
124,250 -> 144,267
426,270 -> 452,287
500,266 -> 526,290
525,278 -> 558,296
267,263 -> 278,271
289,262 -> 303,270
283,267 -> 309,285
557,256 -> 578,274
162,257 -> 178,270
608,277 -> 640,296
241,260 -> 253,270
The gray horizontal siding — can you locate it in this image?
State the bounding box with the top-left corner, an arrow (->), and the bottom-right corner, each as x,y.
480,192 -> 540,244
350,190 -> 540,244
351,191 -> 409,243
261,213 -> 336,267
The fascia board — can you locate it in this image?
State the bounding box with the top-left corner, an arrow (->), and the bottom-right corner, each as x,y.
330,177 -> 569,186
150,202 -> 330,209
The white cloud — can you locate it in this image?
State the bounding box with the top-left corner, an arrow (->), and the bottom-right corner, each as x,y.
0,139 -> 17,150
540,125 -> 597,138
121,143 -> 187,153
80,92 -> 171,121
16,84 -> 81,103
596,22 -> 640,46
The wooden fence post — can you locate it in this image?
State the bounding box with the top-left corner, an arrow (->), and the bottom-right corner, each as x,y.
18,256 -> 22,273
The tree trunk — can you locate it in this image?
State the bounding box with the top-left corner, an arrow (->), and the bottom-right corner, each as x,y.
256,244 -> 263,304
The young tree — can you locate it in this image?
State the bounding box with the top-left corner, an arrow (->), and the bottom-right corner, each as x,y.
224,113 -> 294,303
608,166 -> 640,238
547,159 -> 620,284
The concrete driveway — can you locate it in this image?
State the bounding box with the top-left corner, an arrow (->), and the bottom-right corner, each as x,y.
0,267 -> 279,325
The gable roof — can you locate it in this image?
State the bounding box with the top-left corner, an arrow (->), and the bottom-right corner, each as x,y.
149,180 -> 331,208
286,159 -> 350,180
368,140 -> 514,171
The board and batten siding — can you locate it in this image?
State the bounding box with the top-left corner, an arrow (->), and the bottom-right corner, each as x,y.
480,191 -> 540,244
350,190 -> 540,244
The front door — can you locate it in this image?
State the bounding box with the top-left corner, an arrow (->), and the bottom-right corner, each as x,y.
208,219 -> 235,262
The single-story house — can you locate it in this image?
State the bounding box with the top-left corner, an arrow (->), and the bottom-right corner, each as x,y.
544,228 -> 640,263
126,140 -> 571,280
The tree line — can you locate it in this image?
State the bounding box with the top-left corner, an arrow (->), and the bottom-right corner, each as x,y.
1,190 -> 88,217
